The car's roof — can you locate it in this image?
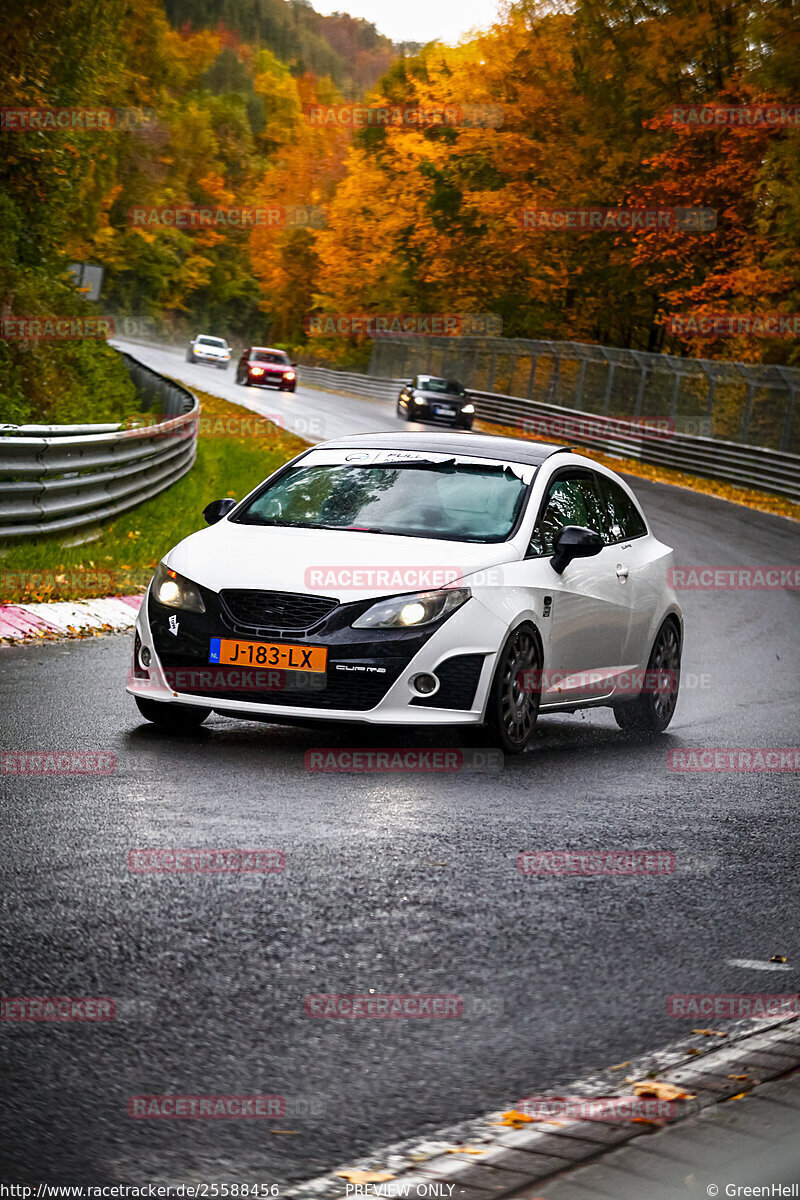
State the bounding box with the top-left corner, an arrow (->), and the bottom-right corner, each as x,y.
247,346 -> 288,355
316,431 -> 572,466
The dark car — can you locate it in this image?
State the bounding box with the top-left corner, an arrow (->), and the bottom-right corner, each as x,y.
396,375 -> 475,429
236,347 -> 298,392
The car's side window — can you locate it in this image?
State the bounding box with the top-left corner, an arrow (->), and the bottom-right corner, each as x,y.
528,472 -> 605,557
595,474 -> 648,543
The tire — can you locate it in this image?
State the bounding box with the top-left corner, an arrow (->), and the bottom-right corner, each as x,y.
396,400 -> 408,420
484,623 -> 542,754
186,352 -> 194,363
613,618 -> 681,733
135,696 -> 211,730
281,385 -> 296,393
217,363 -> 227,370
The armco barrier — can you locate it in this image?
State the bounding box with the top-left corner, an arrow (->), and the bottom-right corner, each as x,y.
0,350 -> 199,538
297,362 -> 800,502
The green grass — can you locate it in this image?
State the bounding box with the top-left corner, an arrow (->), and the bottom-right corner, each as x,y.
0,389 -> 309,604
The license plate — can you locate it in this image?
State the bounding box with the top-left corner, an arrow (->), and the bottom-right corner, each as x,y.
435,406 -> 455,415
209,638 -> 327,672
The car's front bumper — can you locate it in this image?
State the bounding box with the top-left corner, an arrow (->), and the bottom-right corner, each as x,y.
126,588 -> 504,726
404,402 -> 472,426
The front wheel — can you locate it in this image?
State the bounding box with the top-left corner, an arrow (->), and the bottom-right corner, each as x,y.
135,696 -> 211,730
484,624 -> 542,754
613,618 -> 681,733
396,400 -> 408,420
217,363 -> 227,370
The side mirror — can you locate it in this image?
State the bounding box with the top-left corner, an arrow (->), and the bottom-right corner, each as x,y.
291,362 -> 298,368
203,497 -> 237,525
550,524 -> 603,574
405,380 -> 415,387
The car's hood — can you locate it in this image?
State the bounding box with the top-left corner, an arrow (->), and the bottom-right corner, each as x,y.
415,390 -> 466,403
249,361 -> 288,371
165,522 -> 520,600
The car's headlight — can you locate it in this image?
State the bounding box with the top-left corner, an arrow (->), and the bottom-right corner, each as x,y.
461,403 -> 475,413
151,562 -> 206,613
413,396 -> 425,405
352,588 -> 471,629
283,371 -> 296,380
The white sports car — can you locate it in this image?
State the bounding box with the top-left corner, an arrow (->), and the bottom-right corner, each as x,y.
127,432 -> 683,753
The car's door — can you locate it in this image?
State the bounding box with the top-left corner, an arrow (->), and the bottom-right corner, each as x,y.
593,469 -> 661,667
526,468 -> 633,703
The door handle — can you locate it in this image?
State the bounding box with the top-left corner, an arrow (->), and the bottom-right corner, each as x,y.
616,564 -> 629,581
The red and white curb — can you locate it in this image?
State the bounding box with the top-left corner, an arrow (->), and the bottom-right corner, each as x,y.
283,1016 -> 800,1199
0,594 -> 143,643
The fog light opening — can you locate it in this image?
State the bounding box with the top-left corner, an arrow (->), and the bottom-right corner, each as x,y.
411,672 -> 439,696
139,645 -> 152,669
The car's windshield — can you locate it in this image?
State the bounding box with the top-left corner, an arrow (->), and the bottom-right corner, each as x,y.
417,377 -> 465,395
198,337 -> 226,347
252,351 -> 288,364
234,462 -> 529,542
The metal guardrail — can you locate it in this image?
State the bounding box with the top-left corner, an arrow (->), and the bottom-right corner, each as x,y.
298,363 -> 800,502
0,350 -> 199,539
370,335 -> 800,454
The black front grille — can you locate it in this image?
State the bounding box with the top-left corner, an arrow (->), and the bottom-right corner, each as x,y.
411,653 -> 486,710
219,589 -> 338,634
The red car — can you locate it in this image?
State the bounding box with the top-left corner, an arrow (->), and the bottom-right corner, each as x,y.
236,347 -> 298,392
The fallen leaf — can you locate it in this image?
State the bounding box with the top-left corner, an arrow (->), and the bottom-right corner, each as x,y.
686,1048 -> 702,1056
495,1110 -> 535,1127
609,1061 -> 630,1070
269,1130 -> 299,1135
631,1117 -> 667,1127
445,1148 -> 484,1155
729,1092 -> 749,1101
728,1075 -> 749,1081
691,1029 -> 728,1037
631,1081 -> 695,1101
335,1171 -> 395,1185
770,955 -> 787,963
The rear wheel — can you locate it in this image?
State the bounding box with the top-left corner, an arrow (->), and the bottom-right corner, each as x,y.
135,696 -> 211,730
484,624 -> 542,754
613,618 -> 681,733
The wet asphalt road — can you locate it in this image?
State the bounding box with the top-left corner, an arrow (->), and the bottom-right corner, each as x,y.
1,410 -> 800,1185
